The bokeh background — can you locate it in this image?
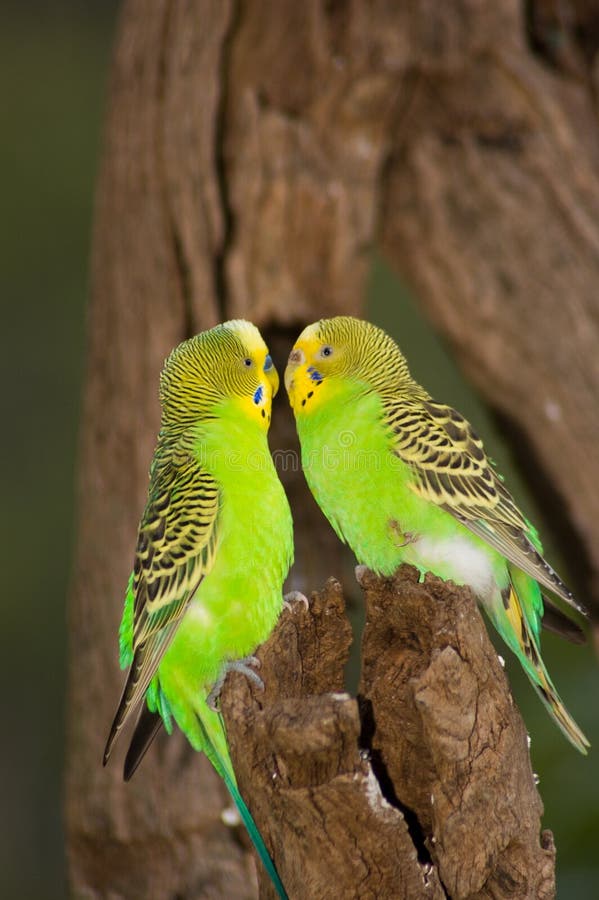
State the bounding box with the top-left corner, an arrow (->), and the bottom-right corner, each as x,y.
2,2 -> 119,897
3,2 -> 597,898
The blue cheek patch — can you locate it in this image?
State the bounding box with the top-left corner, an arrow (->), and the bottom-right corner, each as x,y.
307,366 -> 323,383
253,385 -> 264,405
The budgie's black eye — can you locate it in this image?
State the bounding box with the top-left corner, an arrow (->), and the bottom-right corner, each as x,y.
320,345 -> 334,358
243,357 -> 253,367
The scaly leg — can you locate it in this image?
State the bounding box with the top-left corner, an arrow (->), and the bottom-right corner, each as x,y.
207,655 -> 263,710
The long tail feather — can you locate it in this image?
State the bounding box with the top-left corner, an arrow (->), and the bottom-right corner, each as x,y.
503,583 -> 589,754
532,658 -> 590,754
541,597 -> 587,645
196,711 -> 288,900
123,706 -> 164,781
103,650 -> 146,764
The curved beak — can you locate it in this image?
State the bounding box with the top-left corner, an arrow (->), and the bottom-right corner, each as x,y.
265,363 -> 279,398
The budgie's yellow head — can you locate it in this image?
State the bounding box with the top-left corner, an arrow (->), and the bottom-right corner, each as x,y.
160,319 -> 278,430
285,316 -> 413,415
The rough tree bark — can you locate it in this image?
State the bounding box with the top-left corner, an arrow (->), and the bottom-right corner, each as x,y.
222,568 -> 555,899
66,1 -> 598,897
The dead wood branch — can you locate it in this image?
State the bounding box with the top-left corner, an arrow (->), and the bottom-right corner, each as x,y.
222,567 -> 555,899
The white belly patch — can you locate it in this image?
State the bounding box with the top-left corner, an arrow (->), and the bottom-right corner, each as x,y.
411,533 -> 495,600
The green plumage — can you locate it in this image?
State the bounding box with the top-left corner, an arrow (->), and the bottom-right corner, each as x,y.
104,320 -> 293,898
285,316 -> 588,753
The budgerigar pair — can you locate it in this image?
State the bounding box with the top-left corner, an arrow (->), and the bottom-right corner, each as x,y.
104,316 -> 589,899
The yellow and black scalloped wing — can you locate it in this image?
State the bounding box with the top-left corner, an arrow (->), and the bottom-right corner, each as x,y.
385,396 -> 584,615
104,441 -> 219,763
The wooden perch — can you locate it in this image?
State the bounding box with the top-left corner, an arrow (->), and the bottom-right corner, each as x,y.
222,567 -> 555,900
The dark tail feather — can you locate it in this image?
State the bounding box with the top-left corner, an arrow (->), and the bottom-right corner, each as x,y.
103,652 -> 145,765
542,596 -> 587,645
123,706 -> 163,781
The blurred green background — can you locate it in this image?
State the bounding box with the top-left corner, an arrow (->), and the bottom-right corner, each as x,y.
3,2 -> 596,898
2,2 -> 119,898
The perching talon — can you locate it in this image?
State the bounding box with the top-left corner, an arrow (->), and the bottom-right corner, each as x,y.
207,655 -> 264,710
283,590 -> 309,612
389,518 -> 418,548
355,565 -> 369,587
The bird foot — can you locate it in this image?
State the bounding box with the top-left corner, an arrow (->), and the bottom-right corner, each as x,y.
388,518 -> 418,548
283,590 -> 309,612
207,655 -> 264,710
396,531 -> 417,548
355,565 -> 370,587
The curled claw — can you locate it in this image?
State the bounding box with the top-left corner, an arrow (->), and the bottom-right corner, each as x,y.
388,518 -> 418,548
207,655 -> 264,710
283,590 -> 309,612
395,531 -> 417,548
355,565 -> 369,587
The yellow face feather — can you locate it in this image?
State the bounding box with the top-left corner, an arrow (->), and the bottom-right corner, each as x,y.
161,319 -> 278,431
284,322 -> 332,414
226,320 -> 279,430
284,316 -> 413,415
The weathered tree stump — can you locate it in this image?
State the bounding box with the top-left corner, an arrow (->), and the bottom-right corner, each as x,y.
223,567 -> 555,899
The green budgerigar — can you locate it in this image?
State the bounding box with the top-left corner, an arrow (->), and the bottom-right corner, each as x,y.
104,320 -> 293,897
285,315 -> 589,753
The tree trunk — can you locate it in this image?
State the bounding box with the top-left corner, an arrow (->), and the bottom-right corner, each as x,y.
66,1 -> 599,897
